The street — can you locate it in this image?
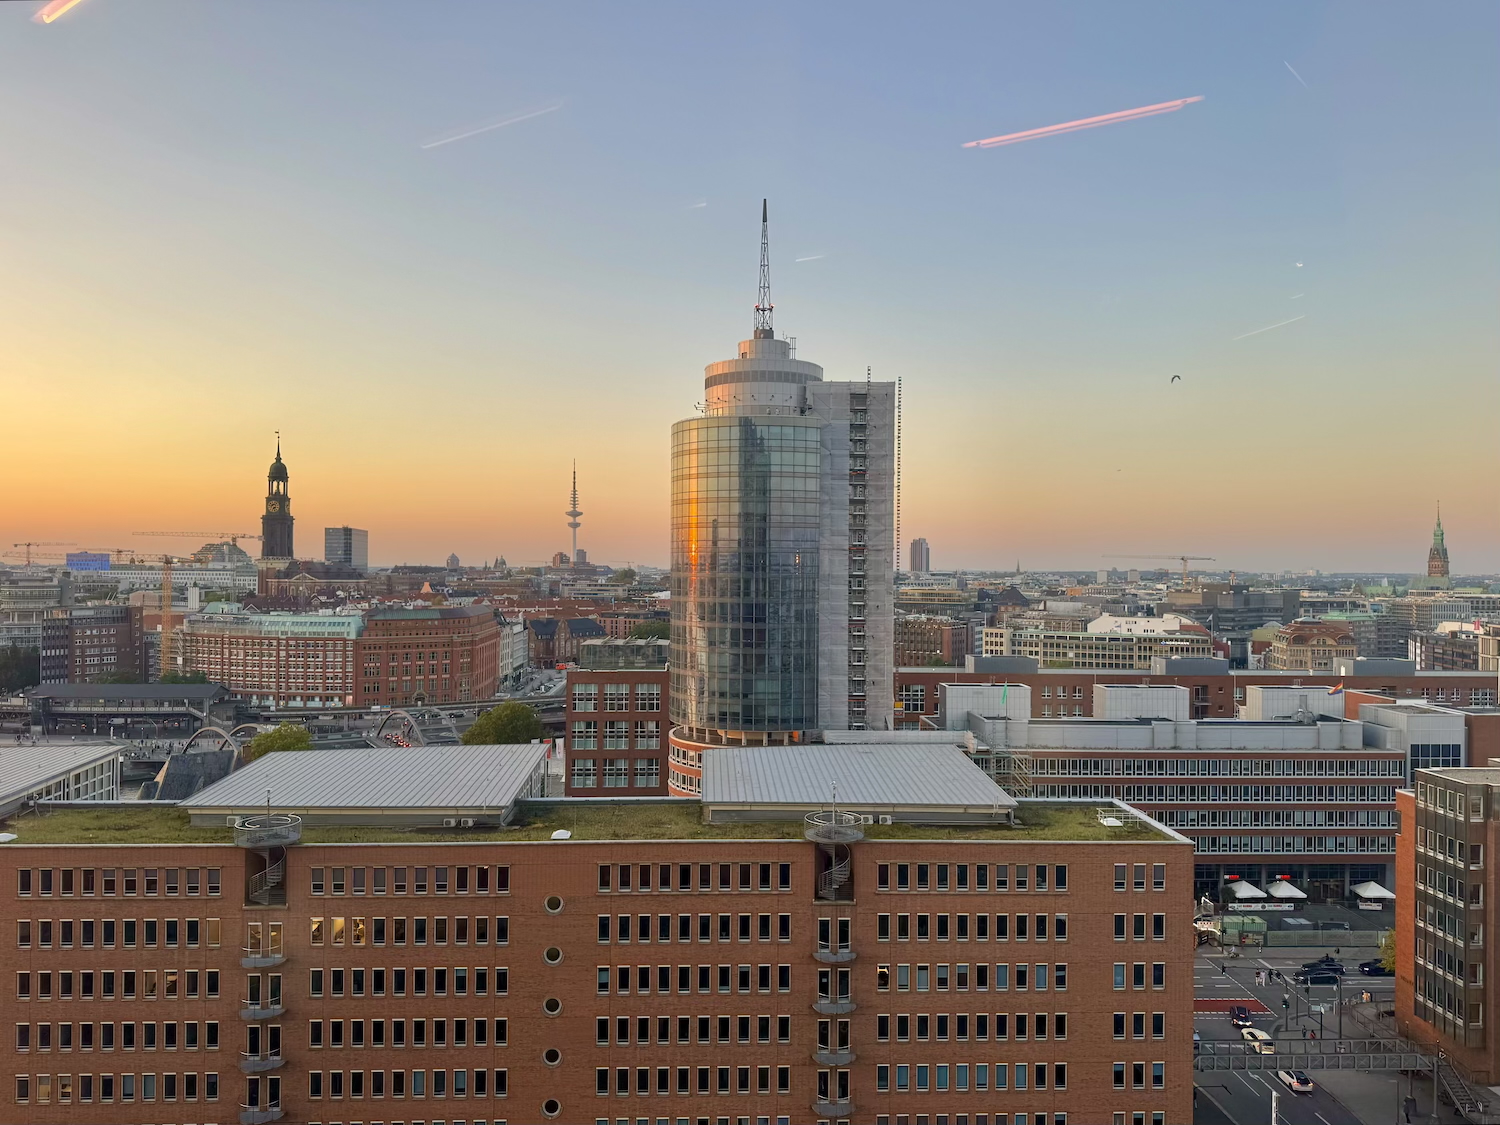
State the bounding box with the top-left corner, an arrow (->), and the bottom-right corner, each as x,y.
1195,949 -> 1398,1125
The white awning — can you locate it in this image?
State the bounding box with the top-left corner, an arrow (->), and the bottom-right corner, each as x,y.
1351,880 -> 1396,901
1266,880 -> 1308,900
1225,880 -> 1267,900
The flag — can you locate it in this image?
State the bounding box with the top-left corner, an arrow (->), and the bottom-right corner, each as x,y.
1001,684 -> 1009,709
1326,682 -> 1344,696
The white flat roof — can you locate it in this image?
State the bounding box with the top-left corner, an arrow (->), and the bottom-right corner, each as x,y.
0,741 -> 120,818
182,743 -> 549,818
702,743 -> 1017,811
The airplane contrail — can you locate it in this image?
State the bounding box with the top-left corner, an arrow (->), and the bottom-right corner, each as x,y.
794,255 -> 824,262
34,0 -> 89,22
1284,61 -> 1309,89
687,201 -> 708,209
962,96 -> 1204,150
1231,314 -> 1305,341
420,102 -> 564,150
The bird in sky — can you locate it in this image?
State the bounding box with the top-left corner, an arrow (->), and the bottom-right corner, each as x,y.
1170,375 -> 1181,383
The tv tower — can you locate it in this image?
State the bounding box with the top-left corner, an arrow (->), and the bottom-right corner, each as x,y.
565,462 -> 582,564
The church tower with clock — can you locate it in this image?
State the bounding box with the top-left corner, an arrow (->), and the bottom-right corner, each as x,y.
260,437 -> 295,560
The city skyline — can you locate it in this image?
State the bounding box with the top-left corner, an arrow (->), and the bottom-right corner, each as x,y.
4,1 -> 1497,571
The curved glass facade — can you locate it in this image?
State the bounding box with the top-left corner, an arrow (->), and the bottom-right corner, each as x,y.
670,415 -> 822,734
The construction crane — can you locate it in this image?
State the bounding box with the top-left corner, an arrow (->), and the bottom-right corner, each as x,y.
11,541 -> 73,564
134,530 -> 262,549
1102,553 -> 1217,588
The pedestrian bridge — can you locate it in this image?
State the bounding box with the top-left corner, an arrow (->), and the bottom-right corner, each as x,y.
1194,1036 -> 1427,1072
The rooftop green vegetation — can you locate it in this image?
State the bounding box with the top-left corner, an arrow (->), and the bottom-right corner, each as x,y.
3,801 -> 1168,846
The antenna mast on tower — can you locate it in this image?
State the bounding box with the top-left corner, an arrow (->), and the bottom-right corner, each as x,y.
566,462 -> 582,563
753,199 -> 774,339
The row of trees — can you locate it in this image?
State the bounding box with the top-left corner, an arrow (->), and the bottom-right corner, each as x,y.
0,647 -> 40,693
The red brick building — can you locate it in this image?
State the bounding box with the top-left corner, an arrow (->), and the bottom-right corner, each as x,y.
355,606 -> 501,707
39,605 -> 145,685
1395,768 -> 1500,1086
1,794 -> 1195,1125
566,665 -> 670,795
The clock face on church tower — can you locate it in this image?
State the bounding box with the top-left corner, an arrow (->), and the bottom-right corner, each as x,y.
268,500 -> 281,513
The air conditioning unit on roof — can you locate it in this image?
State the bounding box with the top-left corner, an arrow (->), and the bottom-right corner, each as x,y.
442,817 -> 458,828
859,814 -> 874,825
459,818 -> 476,828
879,815 -> 893,825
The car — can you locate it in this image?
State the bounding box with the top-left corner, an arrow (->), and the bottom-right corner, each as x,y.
1359,959 -> 1394,977
1295,970 -> 1341,986
1275,1070 -> 1316,1093
1230,1005 -> 1254,1028
1301,957 -> 1345,972
1241,1027 -> 1275,1054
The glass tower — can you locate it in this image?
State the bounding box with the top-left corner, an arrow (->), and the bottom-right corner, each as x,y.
667,206 -> 895,795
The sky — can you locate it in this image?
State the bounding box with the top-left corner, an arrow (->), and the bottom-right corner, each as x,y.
3,1 -> 1497,573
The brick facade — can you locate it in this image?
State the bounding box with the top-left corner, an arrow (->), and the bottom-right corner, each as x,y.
566,668 -> 670,796
355,607 -> 501,707
0,830 -> 1194,1125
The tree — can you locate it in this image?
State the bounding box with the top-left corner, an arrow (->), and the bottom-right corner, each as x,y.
0,647 -> 40,693
160,671 -> 210,684
1379,928 -> 1395,973
243,722 -> 313,762
608,568 -> 637,586
628,620 -> 670,640
463,701 -> 543,745
924,655 -> 952,667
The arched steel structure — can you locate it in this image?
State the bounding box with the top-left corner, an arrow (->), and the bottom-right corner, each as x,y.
373,709 -> 426,747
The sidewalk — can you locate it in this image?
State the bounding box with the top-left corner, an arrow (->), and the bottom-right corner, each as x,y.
1314,1067 -> 1467,1125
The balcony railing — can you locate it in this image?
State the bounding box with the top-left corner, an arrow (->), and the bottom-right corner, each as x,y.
813,1048 -> 856,1066
805,809 -> 864,845
812,1098 -> 855,1116
239,1052 -> 285,1073
240,1000 -> 285,1021
234,814 -> 302,849
241,946 -> 286,969
815,947 -> 857,964
240,1104 -> 285,1124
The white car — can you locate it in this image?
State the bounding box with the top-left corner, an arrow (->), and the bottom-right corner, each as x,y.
1240,1027 -> 1275,1054
1276,1070 -> 1315,1093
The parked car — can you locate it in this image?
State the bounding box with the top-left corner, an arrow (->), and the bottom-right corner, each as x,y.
1230,1005 -> 1254,1028
1359,959 -> 1394,977
1295,970 -> 1342,986
1276,1070 -> 1316,1093
1241,1027 -> 1275,1054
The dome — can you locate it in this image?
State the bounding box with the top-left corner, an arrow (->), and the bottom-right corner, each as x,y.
268,453 -> 288,482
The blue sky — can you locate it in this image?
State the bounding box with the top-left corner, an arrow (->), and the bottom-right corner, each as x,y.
4,1 -> 1496,571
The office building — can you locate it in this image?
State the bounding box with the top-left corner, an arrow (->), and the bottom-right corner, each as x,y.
354,606 -> 503,706
668,203 -> 895,794
931,682 -> 1404,900
260,438 -> 294,561
910,538 -> 931,574
1396,767 -> 1499,1088
0,569 -> 73,650
565,645 -> 670,796
63,552 -> 112,572
1265,620 -> 1358,672
895,614 -> 972,668
38,605 -> 145,685
980,622 -> 1213,672
893,661 -> 1498,724
0,742 -> 1195,1125
323,527 -> 369,572
179,608 -> 363,709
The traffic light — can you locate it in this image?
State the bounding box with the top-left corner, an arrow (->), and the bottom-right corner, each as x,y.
1282,998 -> 1289,1009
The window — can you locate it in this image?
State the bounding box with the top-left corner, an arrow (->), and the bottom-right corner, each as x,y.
571,757 -> 597,788
635,682 -> 662,711
633,758 -> 660,787
1114,864 -> 1127,891
572,683 -> 598,711
570,721 -> 598,750
603,683 -> 630,711
634,720 -> 660,749
602,758 -> 630,787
